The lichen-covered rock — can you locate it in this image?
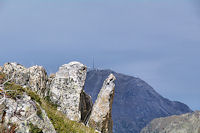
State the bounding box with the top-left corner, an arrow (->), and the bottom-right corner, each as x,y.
28,65 -> 48,97
1,93 -> 56,133
2,62 -> 29,86
1,63 -> 49,98
88,74 -> 116,133
141,111 -> 200,133
49,61 -> 88,121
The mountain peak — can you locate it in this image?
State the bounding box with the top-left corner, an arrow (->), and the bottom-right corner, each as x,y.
84,69 -> 192,133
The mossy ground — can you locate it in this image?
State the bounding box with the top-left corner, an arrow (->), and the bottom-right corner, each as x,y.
3,82 -> 96,133
29,123 -> 43,133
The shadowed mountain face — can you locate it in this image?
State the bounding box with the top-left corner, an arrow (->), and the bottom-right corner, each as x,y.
84,69 -> 192,133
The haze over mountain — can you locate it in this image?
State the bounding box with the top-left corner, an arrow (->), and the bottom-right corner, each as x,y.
84,69 -> 192,133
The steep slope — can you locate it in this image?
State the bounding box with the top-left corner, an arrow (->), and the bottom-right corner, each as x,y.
141,111 -> 200,133
84,69 -> 192,133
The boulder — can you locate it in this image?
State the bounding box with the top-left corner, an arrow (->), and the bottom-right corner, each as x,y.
2,62 -> 29,86
49,61 -> 89,121
1,63 -> 49,98
88,74 -> 116,133
28,65 -> 48,97
2,93 -> 56,133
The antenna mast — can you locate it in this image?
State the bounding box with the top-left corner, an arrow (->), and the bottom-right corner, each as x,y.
93,57 -> 95,70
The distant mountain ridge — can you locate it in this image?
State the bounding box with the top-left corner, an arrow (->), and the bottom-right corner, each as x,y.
141,111 -> 200,133
84,69 -> 192,133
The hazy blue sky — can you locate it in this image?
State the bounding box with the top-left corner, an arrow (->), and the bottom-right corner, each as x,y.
0,0 -> 200,110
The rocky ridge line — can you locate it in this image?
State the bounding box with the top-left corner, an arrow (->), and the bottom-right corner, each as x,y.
0,62 -> 116,133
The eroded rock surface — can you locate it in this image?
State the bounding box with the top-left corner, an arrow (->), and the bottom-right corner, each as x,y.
1,63 -> 49,98
28,65 -> 48,97
1,93 -> 56,133
88,74 -> 116,133
141,111 -> 200,133
49,61 -> 91,121
2,62 -> 29,86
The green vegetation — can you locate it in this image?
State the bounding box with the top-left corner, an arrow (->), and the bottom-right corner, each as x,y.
36,104 -> 43,119
4,82 -> 96,133
29,123 -> 43,133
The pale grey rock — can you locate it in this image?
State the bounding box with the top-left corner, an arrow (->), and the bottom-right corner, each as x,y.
28,65 -> 48,97
2,93 -> 56,133
141,111 -> 200,133
0,66 -> 2,72
88,74 -> 116,133
2,62 -> 49,98
2,62 -> 29,85
49,61 -> 88,121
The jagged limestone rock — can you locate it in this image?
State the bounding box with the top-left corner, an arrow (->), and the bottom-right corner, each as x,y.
2,94 -> 56,133
1,63 -> 49,98
2,62 -> 29,86
141,111 -> 200,133
49,61 -> 90,121
28,65 -> 48,97
88,74 -> 116,133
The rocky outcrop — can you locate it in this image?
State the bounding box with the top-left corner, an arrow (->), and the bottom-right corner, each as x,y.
49,61 -> 92,122
1,62 -> 49,98
141,111 -> 200,133
0,62 -> 119,132
28,65 -> 48,97
2,62 -> 29,86
1,93 -> 56,133
88,74 -> 116,133
1,62 -> 94,123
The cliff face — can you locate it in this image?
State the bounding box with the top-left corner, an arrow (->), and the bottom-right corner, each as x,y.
84,69 -> 192,133
0,62 -> 116,133
141,111 -> 200,133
